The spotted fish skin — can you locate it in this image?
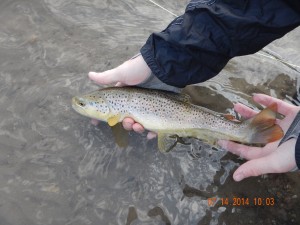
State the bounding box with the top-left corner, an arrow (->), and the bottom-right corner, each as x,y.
72,87 -> 283,151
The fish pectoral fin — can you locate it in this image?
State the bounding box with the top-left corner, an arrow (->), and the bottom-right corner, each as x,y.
107,114 -> 121,126
157,133 -> 177,153
111,122 -> 129,148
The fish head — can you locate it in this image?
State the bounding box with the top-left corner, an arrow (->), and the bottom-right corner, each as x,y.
72,92 -> 110,121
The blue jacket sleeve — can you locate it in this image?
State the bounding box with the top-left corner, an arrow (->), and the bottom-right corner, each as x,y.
140,0 -> 300,88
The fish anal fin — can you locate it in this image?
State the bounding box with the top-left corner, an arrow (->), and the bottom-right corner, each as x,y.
107,114 -> 121,126
246,103 -> 284,144
157,133 -> 177,152
111,123 -> 128,148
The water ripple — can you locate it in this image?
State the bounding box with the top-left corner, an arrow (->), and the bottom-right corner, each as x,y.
0,0 -> 299,224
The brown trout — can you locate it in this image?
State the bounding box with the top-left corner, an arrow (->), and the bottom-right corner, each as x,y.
72,87 -> 283,152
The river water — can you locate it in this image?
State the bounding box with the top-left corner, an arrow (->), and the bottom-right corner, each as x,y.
0,0 -> 300,224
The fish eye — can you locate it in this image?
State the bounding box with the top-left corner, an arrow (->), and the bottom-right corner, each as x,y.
78,101 -> 86,107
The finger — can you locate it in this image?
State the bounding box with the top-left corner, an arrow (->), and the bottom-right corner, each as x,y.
232,157 -> 270,181
232,149 -> 291,182
89,69 -> 122,85
132,123 -> 145,133
277,113 -> 300,132
147,132 -> 157,139
218,140 -> 269,160
253,94 -> 296,115
234,103 -> 257,119
122,118 -> 135,131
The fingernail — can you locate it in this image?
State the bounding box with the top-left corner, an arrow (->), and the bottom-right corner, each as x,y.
234,173 -> 244,182
135,129 -> 144,134
147,132 -> 157,140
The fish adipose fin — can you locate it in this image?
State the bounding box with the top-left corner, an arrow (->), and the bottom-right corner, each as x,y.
223,114 -> 241,123
246,103 -> 284,144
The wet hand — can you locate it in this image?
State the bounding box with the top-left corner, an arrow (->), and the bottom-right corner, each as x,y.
218,94 -> 299,182
88,54 -> 156,138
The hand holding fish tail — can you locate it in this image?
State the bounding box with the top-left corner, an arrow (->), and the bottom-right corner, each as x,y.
218,94 -> 300,182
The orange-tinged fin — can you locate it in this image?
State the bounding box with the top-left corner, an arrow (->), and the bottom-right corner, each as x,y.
223,114 -> 241,123
246,103 -> 284,144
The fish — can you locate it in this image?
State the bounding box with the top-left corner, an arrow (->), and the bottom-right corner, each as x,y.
72,87 -> 284,152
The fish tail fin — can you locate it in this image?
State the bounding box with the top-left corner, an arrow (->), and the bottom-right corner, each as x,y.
246,103 -> 283,144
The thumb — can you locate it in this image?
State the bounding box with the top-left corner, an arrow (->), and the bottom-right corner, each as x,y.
89,68 -> 122,85
89,55 -> 152,86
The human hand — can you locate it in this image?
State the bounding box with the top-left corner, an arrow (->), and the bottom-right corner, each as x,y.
88,54 -> 156,138
218,94 -> 299,182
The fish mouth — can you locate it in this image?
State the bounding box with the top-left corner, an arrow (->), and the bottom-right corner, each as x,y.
72,96 -> 108,121
72,97 -> 89,116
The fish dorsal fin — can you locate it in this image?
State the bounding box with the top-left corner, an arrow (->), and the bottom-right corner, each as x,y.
107,114 -> 121,126
111,123 -> 128,148
162,91 -> 191,103
176,93 -> 191,103
157,133 -> 177,152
